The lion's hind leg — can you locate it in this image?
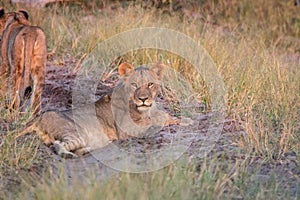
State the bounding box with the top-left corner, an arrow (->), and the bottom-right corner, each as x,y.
74,147 -> 92,156
15,121 -> 55,147
55,135 -> 89,158
52,140 -> 91,158
30,29 -> 46,116
52,141 -> 78,159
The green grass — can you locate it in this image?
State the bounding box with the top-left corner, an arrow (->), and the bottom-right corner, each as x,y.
0,0 -> 299,199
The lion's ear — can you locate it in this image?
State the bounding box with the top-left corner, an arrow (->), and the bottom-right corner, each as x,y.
150,63 -> 165,80
18,10 -> 29,20
0,8 -> 5,18
118,63 -> 134,77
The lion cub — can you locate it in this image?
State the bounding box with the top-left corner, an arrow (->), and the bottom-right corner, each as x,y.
0,8 -> 47,115
17,63 -> 180,158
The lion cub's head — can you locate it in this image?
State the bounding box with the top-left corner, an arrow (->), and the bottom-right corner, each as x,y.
118,63 -> 164,112
0,8 -> 30,33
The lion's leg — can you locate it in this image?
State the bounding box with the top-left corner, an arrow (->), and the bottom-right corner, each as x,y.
164,113 -> 180,126
0,43 -> 9,104
31,79 -> 43,115
51,134 -> 87,158
30,31 -> 46,116
15,122 -> 55,146
74,147 -> 92,156
0,63 -> 8,104
13,65 -> 23,112
8,44 -> 24,112
52,141 -> 78,158
62,136 -> 86,151
53,139 -> 88,158
15,119 -> 81,159
164,113 -> 193,126
30,60 -> 45,116
8,66 -> 20,111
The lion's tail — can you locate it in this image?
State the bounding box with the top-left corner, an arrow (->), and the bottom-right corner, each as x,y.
14,117 -> 39,140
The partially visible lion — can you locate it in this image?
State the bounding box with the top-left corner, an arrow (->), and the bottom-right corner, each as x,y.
0,8 -> 47,115
17,63 -> 181,158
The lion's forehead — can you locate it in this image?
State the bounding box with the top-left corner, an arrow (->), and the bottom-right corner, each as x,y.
127,67 -> 160,85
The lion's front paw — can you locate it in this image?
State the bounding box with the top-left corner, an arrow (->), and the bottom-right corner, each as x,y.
165,116 -> 180,126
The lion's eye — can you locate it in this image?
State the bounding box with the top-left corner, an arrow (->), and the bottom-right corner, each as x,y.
131,83 -> 138,88
148,82 -> 154,88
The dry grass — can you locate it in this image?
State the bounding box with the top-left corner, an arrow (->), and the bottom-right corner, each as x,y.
201,29 -> 300,158
0,0 -> 299,199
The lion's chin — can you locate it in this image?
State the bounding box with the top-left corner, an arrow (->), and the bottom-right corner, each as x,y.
136,105 -> 152,112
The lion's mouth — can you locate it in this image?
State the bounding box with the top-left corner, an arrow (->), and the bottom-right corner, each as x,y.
137,103 -> 152,111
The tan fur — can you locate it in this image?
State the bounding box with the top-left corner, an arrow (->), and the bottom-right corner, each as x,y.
0,8 -> 46,115
16,63 -> 179,158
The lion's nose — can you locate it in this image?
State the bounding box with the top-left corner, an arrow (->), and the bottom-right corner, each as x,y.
139,97 -> 148,103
